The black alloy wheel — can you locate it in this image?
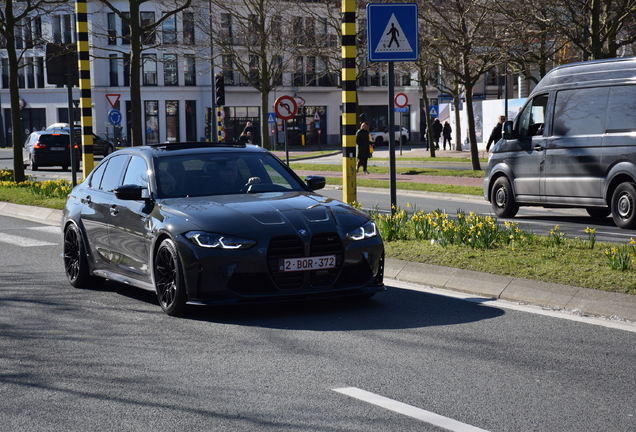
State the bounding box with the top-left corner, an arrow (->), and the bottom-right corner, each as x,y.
63,224 -> 92,287
154,238 -> 187,316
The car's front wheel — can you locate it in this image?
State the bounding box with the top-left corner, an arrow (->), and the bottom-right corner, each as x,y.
611,182 -> 636,229
491,177 -> 519,218
154,238 -> 187,316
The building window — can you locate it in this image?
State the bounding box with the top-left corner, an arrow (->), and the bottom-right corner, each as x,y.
109,55 -> 118,87
183,12 -> 194,45
35,57 -> 44,88
249,54 -> 259,82
2,59 -> 8,88
123,53 -> 130,86
185,101 -> 196,141
140,12 -> 155,45
107,13 -> 117,45
222,55 -> 233,84
164,54 -> 178,86
122,13 -> 131,45
221,13 -> 232,40
162,13 -> 177,44
165,101 -> 179,142
293,56 -> 304,86
184,55 -> 196,86
272,55 -> 282,86
145,101 -> 159,144
142,54 -> 157,85
26,60 -> 34,88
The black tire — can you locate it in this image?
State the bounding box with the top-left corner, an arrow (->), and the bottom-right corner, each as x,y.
400,135 -> 407,145
63,224 -> 93,288
586,207 -> 611,219
154,238 -> 187,316
104,145 -> 113,156
30,156 -> 38,171
375,136 -> 384,145
491,177 -> 519,218
611,182 -> 636,229
62,165 -> 69,171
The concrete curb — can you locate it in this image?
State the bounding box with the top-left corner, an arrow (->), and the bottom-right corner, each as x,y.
1,202 -> 634,323
386,259 -> 636,322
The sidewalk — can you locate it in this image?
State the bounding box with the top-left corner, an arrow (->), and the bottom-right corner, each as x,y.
1,201 -> 634,323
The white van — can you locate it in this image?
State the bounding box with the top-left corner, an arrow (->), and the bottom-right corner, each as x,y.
484,57 -> 636,229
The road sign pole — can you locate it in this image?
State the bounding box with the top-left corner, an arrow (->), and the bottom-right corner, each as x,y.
388,62 -> 397,213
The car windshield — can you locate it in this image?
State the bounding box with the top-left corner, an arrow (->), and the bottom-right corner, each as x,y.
155,152 -> 307,198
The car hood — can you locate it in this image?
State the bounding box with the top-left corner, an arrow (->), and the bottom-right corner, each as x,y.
159,191 -> 370,236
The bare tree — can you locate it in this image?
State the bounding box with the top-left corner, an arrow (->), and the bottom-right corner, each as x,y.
0,0 -> 65,182
95,0 -> 192,147
419,0 -> 513,169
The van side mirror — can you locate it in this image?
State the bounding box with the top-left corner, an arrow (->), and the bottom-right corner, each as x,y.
502,121 -> 515,139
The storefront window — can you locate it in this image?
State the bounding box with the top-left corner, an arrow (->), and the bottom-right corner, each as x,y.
145,101 -> 159,144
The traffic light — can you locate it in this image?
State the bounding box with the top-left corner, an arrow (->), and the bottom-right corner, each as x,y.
215,74 -> 225,106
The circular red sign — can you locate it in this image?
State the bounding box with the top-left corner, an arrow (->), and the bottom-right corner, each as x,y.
274,96 -> 298,120
394,93 -> 408,108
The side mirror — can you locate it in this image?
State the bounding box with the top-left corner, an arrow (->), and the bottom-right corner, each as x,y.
305,175 -> 326,191
502,121 -> 515,140
114,184 -> 148,200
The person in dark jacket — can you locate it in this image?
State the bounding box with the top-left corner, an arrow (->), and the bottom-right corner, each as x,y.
486,115 -> 507,152
442,121 -> 452,150
356,122 -> 371,174
432,119 -> 443,150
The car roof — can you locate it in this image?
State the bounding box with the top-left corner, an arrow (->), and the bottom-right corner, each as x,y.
31,130 -> 70,136
118,142 -> 266,159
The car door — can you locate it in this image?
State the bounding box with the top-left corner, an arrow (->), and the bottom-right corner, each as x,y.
505,94 -> 549,201
78,155 -> 128,270
106,155 -> 152,280
543,86 -> 608,202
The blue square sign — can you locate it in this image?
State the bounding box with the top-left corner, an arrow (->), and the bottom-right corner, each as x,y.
366,3 -> 418,62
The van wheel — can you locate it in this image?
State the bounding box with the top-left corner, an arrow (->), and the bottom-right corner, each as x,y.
611,183 -> 636,229
586,208 -> 611,219
491,177 -> 519,218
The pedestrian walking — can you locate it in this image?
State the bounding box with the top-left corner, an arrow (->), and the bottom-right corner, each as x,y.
486,115 -> 507,152
356,122 -> 371,174
443,121 -> 452,150
432,119 -> 443,150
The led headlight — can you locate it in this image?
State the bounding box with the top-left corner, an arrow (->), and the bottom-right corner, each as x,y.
185,231 -> 256,249
346,221 -> 378,241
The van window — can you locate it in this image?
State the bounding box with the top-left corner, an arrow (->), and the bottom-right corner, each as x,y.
553,87 -> 608,136
606,85 -> 636,132
518,94 -> 548,138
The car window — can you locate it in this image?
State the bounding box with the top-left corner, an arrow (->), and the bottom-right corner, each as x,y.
154,153 -> 305,198
517,94 -> 548,138
122,155 -> 149,188
100,154 -> 130,192
39,134 -> 71,145
89,159 -> 108,189
553,87 -> 608,137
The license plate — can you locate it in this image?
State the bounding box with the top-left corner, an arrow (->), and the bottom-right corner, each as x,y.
50,147 -> 66,151
279,255 -> 336,272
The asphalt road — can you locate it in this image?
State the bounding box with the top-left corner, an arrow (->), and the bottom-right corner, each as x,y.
2,215 -> 635,431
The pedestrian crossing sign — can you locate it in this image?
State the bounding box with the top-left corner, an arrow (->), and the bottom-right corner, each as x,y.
367,3 -> 418,62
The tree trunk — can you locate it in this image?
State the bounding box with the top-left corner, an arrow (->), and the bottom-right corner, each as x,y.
128,1 -> 143,146
463,84 -> 481,170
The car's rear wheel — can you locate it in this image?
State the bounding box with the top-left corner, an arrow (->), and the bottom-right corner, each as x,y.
30,156 -> 38,171
63,224 -> 93,288
154,238 -> 187,316
586,207 -> 611,219
611,182 -> 636,229
104,145 -> 113,156
491,177 -> 519,218
400,136 -> 407,145
375,136 -> 384,145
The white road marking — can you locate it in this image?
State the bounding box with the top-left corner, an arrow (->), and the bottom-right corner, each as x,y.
0,232 -> 56,247
27,226 -> 61,235
333,387 -> 490,432
390,280 -> 636,333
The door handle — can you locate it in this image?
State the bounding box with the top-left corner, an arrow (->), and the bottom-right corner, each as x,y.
534,144 -> 544,151
83,195 -> 92,205
110,205 -> 119,216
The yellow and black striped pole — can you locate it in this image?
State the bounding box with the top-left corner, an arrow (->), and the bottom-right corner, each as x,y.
341,0 -> 357,204
217,107 -> 223,141
75,0 -> 94,176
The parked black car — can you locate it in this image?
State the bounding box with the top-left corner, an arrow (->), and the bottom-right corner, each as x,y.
46,123 -> 116,156
61,142 -> 385,316
22,130 -> 81,171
